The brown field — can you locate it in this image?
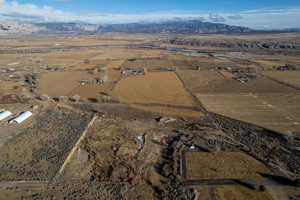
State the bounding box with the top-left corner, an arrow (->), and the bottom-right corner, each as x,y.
112,72 -> 196,107
121,58 -> 174,70
215,185 -> 274,200
262,71 -> 300,88
185,152 -> 271,180
37,71 -> 104,97
160,43 -> 228,51
37,60 -> 124,98
177,70 -> 224,93
250,55 -> 300,69
218,71 -> 235,78
69,60 -> 124,97
121,55 -> 227,71
131,104 -> 203,117
196,93 -> 300,133
89,48 -> 165,60
0,37 -> 136,48
195,185 -> 274,200
177,70 -> 298,94
1,32 -> 300,199
71,59 -> 109,70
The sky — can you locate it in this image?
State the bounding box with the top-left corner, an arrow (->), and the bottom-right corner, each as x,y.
0,0 -> 300,29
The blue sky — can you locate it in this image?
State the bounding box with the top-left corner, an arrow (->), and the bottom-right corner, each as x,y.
1,0 -> 300,29
15,0 -> 300,14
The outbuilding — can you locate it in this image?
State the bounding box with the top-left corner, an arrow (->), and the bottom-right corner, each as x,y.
0,111 -> 12,121
9,111 -> 32,124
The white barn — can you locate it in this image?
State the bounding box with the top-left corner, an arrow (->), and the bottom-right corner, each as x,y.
9,111 -> 32,124
0,111 -> 12,121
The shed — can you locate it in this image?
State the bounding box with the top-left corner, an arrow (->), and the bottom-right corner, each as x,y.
0,111 -> 12,121
9,111 -> 32,124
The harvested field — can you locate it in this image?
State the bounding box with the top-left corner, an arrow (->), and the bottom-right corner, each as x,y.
185,152 -> 271,180
194,185 -> 274,200
219,71 -> 235,79
176,70 -> 224,93
215,185 -> 274,200
0,37 -> 135,48
112,72 -> 196,107
68,84 -> 111,99
90,48 -> 164,60
37,71 -> 104,97
70,60 -> 124,97
0,106 -> 92,181
197,93 -> 300,133
262,71 -> 300,88
177,70 -> 298,94
160,43 -> 228,51
121,56 -> 218,71
131,104 -> 203,117
71,59 -> 109,70
121,58 -> 174,71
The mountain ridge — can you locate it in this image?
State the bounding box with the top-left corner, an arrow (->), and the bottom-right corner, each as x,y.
1,20 -> 299,35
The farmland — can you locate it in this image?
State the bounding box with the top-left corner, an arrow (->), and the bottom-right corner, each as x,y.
185,152 -> 271,180
112,71 -> 197,106
263,71 -> 300,88
0,32 -> 299,199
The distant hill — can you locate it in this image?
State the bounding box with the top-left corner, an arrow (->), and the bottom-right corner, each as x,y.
34,20 -> 252,34
0,22 -> 44,34
97,20 -> 253,34
2,20 -> 299,35
35,23 -> 99,33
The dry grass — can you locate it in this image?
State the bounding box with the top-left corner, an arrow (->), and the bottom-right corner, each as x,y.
219,71 -> 235,79
0,107 -> 92,181
37,71 -> 104,97
112,72 -> 196,107
131,104 -> 203,117
0,37 -> 135,48
70,60 -> 124,97
90,48 -> 164,60
0,188 -> 41,200
196,93 -> 300,133
160,43 -> 228,51
215,185 -> 274,200
177,70 -> 297,94
262,71 -> 300,88
185,152 -> 271,180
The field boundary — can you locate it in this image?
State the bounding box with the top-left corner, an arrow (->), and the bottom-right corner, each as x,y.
263,74 -> 300,91
174,71 -> 208,113
55,114 -> 98,177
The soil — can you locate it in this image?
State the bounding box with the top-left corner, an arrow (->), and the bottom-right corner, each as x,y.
112,72 -> 197,107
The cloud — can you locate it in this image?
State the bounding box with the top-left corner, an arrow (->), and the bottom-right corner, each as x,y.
0,0 -> 299,29
227,14 -> 243,20
0,12 -> 45,22
209,14 -> 226,22
52,0 -> 73,2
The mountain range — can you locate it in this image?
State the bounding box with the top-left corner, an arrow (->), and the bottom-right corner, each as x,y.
1,20 -> 253,34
